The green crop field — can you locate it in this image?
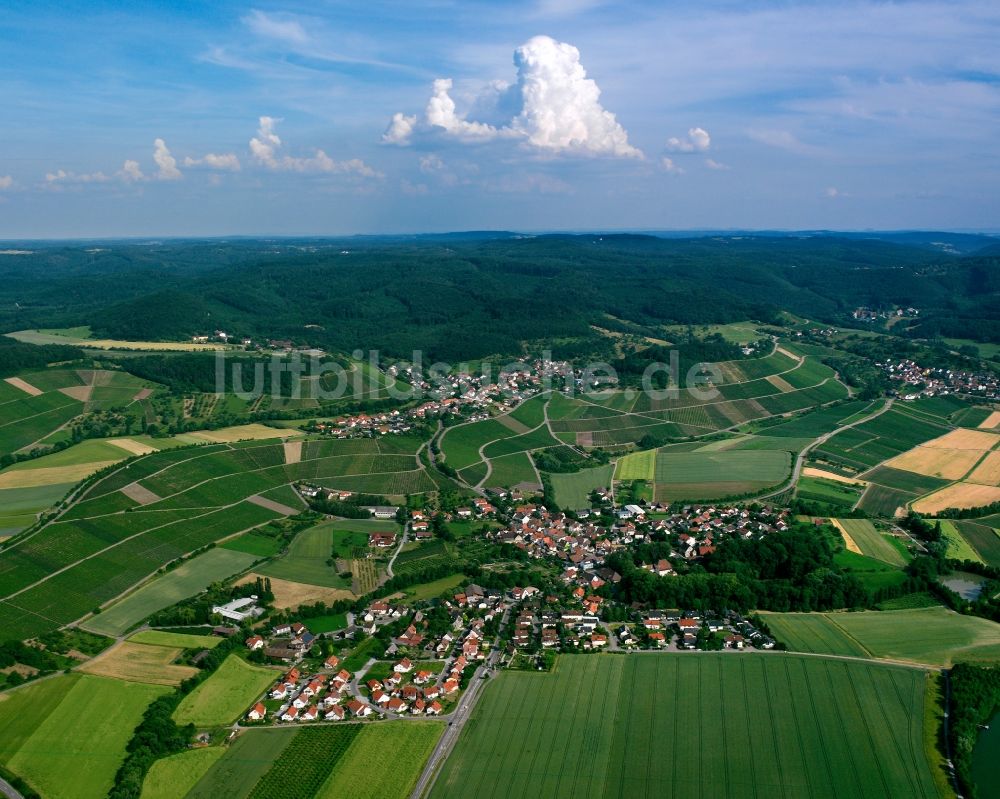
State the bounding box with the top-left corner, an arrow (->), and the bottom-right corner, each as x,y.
173,655 -> 278,727
129,629 -> 224,649
248,725 -> 361,799
954,520 -> 1000,566
82,548 -> 260,637
187,728 -> 299,799
857,484 -> 915,517
650,449 -> 790,500
938,520 -> 983,563
861,465 -> 951,495
548,464 -> 614,509
0,482 -> 75,536
221,531 -> 284,557
139,747 -> 225,799
614,449 -> 655,481
429,653 -> 941,799
441,419 -> 515,470
815,408 -> 949,472
318,721 -> 444,799
762,607 -> 1000,666
0,674 -> 167,799
258,521 -> 353,588
835,519 -> 908,566
759,612 -> 871,657
796,476 -> 864,508
483,451 -> 538,488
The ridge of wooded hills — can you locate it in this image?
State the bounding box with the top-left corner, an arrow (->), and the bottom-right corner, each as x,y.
1,233 -> 997,361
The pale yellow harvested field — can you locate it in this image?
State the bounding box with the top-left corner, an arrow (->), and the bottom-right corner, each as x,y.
802,467 -> 867,486
913,482 -> 1000,514
968,451 -> 1000,487
58,385 -> 93,401
830,519 -> 862,554
247,494 -> 300,516
78,641 -> 197,686
108,438 -> 159,456
237,573 -> 355,609
121,482 -> 162,505
0,461 -> 118,489
3,377 -> 42,396
885,446 -> 984,480
923,428 -> 1000,450
187,424 -> 301,443
283,440 -> 302,464
766,374 -> 795,392
978,411 -> 1000,430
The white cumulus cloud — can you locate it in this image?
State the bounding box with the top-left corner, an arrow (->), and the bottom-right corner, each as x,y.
666,127 -> 711,153
661,157 -> 684,175
705,158 -> 729,170
382,112 -> 417,145
119,160 -> 145,182
385,35 -> 641,158
0,176 -> 12,189
250,117 -> 381,177
184,153 -> 242,171
153,138 -> 182,180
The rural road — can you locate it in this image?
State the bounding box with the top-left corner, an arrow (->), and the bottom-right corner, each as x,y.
410,609 -> 509,799
754,397 -> 894,502
385,524 -> 410,579
0,777 -> 24,799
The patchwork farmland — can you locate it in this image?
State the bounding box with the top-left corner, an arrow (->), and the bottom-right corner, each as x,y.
0,434 -> 435,642
429,653 -> 940,799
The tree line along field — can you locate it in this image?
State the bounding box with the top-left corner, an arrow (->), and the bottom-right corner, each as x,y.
0,673 -> 168,799
0,434 -> 435,643
181,721 -> 443,799
761,607 -> 1000,666
429,653 -> 941,799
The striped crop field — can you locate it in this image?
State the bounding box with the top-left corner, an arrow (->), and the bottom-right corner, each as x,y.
429,653 -> 942,799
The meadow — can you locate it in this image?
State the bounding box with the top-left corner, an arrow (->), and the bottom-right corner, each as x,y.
78,639 -> 198,686
429,653 -> 941,799
0,673 -> 167,799
938,520 -> 983,563
796,475 -> 864,509
954,520 -> 1000,566
548,464 -> 614,509
761,607 -> 1000,666
257,521 -> 355,589
139,747 -> 226,799
173,655 -> 278,727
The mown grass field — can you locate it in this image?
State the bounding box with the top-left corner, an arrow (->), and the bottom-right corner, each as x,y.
762,607 -> 1000,666
652,449 -> 790,500
548,464 -> 614,509
430,653 -> 941,799
257,520 -> 354,589
317,721 -> 444,799
139,747 -> 225,799
938,520 -> 983,563
173,655 -> 278,727
82,548 -> 260,637
834,518 -> 908,566
78,640 -> 197,686
0,673 -> 167,799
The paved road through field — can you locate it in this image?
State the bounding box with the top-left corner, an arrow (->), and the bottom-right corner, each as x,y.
0,777 -> 25,799
410,608 -> 509,799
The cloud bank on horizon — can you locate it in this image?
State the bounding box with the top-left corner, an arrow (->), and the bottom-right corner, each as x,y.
0,0 -> 997,235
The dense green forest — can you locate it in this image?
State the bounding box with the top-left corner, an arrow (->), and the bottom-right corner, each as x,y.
0,233 -> 997,360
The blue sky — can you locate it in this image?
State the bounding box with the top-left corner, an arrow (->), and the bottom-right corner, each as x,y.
1,0 -> 998,236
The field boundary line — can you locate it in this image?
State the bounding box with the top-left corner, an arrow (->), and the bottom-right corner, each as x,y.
814,614 -> 874,658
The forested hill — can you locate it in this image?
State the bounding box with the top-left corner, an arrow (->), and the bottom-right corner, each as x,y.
0,233 -> 996,360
